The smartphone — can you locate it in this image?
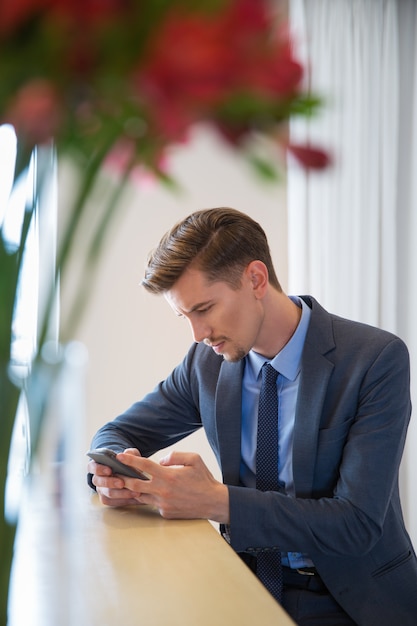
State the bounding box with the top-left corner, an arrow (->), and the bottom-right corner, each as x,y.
86,447 -> 150,480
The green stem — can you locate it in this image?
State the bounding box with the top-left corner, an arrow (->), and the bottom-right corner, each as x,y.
62,156 -> 137,339
37,134 -> 120,348
0,146 -> 35,360
0,365 -> 21,625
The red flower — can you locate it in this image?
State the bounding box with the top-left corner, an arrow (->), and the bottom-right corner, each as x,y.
4,79 -> 61,148
0,0 -> 328,173
135,1 -> 305,144
223,3 -> 303,97
0,0 -> 46,33
0,0 -> 127,33
51,0 -> 129,22
287,143 -> 332,170
242,42 -> 303,97
135,10 -> 235,142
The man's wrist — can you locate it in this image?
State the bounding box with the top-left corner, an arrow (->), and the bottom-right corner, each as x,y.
209,483 -> 230,524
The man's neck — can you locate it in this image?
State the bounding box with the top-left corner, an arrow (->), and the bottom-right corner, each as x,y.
253,290 -> 302,358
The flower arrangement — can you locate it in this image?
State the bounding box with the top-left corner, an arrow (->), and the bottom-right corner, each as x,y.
1,0 -> 326,167
0,0 -> 328,621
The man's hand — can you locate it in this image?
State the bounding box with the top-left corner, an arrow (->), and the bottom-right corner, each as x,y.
88,447 -> 143,507
116,450 -> 230,523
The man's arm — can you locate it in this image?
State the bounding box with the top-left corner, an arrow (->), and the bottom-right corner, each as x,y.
89,344 -> 205,457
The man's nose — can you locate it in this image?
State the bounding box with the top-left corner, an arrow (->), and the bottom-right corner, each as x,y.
189,319 -> 210,343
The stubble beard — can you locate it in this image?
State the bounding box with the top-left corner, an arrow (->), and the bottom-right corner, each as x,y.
222,345 -> 247,363
205,336 -> 248,363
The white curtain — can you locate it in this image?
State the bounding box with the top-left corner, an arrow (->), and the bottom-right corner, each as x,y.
288,0 -> 417,545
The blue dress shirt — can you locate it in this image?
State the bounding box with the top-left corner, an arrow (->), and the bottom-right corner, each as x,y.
240,296 -> 314,569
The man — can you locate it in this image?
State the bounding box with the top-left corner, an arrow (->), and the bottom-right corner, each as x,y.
88,207 -> 417,625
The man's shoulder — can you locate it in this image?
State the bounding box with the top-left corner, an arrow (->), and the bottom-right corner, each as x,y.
305,295 -> 409,354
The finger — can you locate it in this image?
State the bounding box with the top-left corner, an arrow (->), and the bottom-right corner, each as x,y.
117,452 -> 159,478
96,480 -> 138,502
98,492 -> 139,507
93,474 -> 125,490
88,459 -> 113,477
132,493 -> 154,506
159,451 -> 201,467
124,447 -> 142,457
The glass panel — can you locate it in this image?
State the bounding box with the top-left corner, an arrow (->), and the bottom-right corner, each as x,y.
1,124 -> 57,523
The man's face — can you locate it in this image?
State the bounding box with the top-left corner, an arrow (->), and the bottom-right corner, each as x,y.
165,266 -> 265,362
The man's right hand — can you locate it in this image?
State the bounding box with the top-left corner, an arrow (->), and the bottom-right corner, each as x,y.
88,447 -> 145,507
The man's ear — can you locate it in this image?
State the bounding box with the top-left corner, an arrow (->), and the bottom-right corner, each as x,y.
246,260 -> 269,297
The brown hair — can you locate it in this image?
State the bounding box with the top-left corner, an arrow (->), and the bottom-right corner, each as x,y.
141,207 -> 282,293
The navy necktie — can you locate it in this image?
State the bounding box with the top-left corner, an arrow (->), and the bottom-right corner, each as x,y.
256,362 -> 283,603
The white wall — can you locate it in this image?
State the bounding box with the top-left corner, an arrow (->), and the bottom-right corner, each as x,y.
71,125 -> 288,478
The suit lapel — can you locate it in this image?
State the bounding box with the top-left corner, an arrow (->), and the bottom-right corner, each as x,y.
215,359 -> 244,485
293,297 -> 335,497
293,351 -> 334,496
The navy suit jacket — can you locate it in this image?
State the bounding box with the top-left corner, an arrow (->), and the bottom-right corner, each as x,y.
92,296 -> 417,625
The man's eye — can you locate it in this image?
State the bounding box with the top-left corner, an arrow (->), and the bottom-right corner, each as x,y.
196,306 -> 211,314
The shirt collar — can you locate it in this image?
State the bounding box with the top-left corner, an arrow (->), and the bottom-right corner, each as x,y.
247,296 -> 311,382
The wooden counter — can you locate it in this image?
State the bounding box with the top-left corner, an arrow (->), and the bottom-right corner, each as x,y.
9,475 -> 294,625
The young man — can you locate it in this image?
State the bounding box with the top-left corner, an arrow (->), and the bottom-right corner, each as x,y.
88,207 -> 417,625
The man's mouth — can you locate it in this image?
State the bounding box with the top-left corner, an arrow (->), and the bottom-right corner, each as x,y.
205,339 -> 225,353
